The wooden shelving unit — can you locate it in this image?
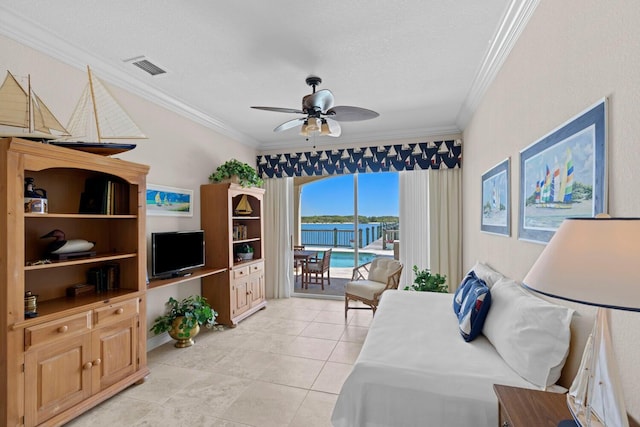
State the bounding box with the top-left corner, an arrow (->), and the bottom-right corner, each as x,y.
200,183 -> 266,326
0,137 -> 150,427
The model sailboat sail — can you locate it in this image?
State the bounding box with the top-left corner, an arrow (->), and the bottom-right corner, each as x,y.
234,195 -> 253,215
567,308 -> 629,427
52,66 -> 146,155
0,71 -> 70,139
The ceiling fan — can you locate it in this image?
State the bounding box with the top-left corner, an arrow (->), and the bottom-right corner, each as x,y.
251,76 -> 379,137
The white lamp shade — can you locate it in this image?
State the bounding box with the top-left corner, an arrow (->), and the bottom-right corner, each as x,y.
523,218 -> 640,311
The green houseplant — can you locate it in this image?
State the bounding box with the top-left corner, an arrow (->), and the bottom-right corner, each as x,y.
404,265 -> 447,293
209,159 -> 263,188
150,295 -> 217,347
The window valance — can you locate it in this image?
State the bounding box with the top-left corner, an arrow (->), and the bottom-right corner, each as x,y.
257,139 -> 462,178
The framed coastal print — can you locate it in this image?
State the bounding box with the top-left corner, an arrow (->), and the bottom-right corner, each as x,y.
518,99 -> 607,243
481,158 -> 510,236
146,184 -> 194,217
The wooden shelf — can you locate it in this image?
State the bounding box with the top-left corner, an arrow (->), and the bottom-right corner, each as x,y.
232,237 -> 261,244
147,267 -> 227,290
13,289 -> 143,330
25,213 -> 137,219
25,252 -> 137,270
232,216 -> 260,220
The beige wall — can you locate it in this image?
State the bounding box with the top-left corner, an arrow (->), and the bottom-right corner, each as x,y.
0,34 -> 257,348
463,0 -> 640,418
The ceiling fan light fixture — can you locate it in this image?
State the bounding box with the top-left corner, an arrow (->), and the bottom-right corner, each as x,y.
320,119 -> 331,135
307,117 -> 320,132
300,120 -> 309,136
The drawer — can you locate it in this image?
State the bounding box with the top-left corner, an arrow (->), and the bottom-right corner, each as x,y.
94,298 -> 139,326
233,266 -> 250,279
25,311 -> 92,350
249,261 -> 264,274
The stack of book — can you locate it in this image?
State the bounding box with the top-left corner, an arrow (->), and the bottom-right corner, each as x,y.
79,176 -> 129,214
232,224 -> 248,241
87,264 -> 120,293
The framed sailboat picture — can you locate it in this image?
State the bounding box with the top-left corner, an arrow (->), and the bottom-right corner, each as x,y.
518,99 -> 607,243
146,184 -> 193,217
481,158 -> 510,236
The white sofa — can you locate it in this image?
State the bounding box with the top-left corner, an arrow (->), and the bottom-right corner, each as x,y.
332,262 -> 582,427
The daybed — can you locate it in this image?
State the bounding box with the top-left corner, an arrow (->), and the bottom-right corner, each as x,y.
332,263 -> 586,427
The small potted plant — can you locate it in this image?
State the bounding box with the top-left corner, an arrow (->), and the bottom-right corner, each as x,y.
236,243 -> 254,261
404,265 -> 447,293
209,159 -> 263,188
150,295 -> 217,348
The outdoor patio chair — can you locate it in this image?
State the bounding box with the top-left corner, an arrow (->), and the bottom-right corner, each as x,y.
344,257 -> 403,318
293,245 -> 305,282
303,249 -> 332,290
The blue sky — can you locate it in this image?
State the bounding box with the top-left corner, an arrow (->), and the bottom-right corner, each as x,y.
301,172 -> 399,217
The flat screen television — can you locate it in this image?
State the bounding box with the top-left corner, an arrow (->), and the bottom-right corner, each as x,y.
151,230 -> 205,278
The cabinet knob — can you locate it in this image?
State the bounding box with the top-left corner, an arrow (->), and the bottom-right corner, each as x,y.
57,325 -> 68,333
93,358 -> 102,366
83,362 -> 93,370
115,308 -> 124,315
502,422 -> 510,427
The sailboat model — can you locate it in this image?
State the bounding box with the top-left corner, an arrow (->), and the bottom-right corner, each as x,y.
51,66 -> 147,155
0,70 -> 70,140
234,195 -> 253,215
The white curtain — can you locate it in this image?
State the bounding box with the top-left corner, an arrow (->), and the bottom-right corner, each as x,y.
399,169 -> 430,288
428,169 -> 462,292
399,168 -> 462,291
263,177 -> 294,299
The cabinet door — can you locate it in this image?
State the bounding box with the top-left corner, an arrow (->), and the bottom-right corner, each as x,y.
24,332 -> 92,426
249,271 -> 265,307
232,278 -> 250,318
92,315 -> 138,393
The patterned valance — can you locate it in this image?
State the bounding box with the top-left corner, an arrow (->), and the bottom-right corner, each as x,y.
257,139 -> 462,178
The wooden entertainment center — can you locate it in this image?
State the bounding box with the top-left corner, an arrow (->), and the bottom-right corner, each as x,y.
0,138 -> 150,426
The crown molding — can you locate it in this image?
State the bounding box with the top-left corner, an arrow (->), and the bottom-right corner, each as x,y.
0,6 -> 260,148
456,0 -> 540,130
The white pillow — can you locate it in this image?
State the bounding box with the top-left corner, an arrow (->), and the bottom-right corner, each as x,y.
482,277 -> 574,388
469,261 -> 504,288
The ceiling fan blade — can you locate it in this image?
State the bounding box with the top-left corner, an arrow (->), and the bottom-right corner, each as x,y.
274,117 -> 305,132
326,118 -> 341,137
302,89 -> 334,112
326,105 -> 379,122
251,106 -> 305,114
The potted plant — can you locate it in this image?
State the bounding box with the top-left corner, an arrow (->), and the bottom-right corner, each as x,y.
209,159 -> 263,188
404,265 -> 447,293
236,243 -> 254,261
150,295 -> 217,348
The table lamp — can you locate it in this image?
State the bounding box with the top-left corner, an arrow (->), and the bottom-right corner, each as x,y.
523,217 -> 640,427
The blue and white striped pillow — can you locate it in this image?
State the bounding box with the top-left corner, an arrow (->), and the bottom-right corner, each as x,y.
453,271 -> 478,315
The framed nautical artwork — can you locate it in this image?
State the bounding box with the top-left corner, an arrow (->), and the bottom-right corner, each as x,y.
481,158 -> 510,236
518,99 -> 607,244
146,184 -> 194,217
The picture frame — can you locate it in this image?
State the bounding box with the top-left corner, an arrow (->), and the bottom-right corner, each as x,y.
146,184 -> 194,217
481,158 -> 510,236
518,99 -> 607,243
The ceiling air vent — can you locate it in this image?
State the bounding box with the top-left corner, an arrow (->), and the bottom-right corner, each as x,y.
123,56 -> 167,76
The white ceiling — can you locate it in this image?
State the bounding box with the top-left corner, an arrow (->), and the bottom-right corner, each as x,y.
0,1 -> 537,151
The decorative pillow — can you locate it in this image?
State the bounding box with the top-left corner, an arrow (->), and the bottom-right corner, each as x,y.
457,277 -> 491,342
469,261 -> 504,288
453,271 -> 477,314
482,278 -> 574,388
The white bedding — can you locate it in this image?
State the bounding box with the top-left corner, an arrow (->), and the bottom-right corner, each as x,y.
331,290 -> 537,427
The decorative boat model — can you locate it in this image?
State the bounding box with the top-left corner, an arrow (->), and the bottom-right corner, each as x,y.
0,70 -> 70,140
51,65 -> 147,155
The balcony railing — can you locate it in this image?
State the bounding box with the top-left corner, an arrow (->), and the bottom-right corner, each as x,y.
301,222 -> 398,248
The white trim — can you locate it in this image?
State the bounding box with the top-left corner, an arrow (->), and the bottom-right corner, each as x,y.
456,0 -> 540,130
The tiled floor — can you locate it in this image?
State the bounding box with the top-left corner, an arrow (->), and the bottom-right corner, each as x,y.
65,297 -> 371,427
